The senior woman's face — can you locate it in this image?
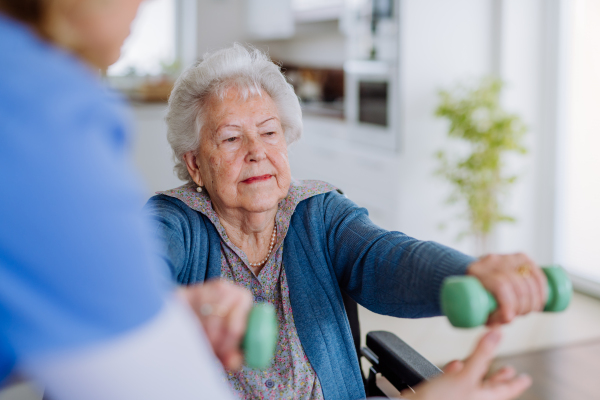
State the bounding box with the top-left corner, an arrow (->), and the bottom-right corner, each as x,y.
189,89 -> 291,214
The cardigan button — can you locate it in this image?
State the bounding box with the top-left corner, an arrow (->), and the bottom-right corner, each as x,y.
255,296 -> 264,302
265,379 -> 274,388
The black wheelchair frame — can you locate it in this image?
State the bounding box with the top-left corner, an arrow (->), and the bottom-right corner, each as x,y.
342,292 -> 442,397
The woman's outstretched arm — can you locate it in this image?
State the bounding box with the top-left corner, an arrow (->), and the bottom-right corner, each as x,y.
322,191 -> 475,317
322,191 -> 546,324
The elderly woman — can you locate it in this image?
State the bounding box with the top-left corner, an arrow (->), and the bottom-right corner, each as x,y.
145,44 -> 543,400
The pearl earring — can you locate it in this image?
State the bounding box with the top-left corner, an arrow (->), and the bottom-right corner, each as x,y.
196,186 -> 202,193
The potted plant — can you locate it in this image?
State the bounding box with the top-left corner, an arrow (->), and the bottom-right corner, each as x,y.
434,77 -> 527,255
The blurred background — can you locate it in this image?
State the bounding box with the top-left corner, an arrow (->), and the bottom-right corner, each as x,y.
106,0 -> 600,283
5,0 -> 600,398
118,0 -> 600,388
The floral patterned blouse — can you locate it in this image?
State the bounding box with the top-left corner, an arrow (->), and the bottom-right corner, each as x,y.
158,179 -> 337,400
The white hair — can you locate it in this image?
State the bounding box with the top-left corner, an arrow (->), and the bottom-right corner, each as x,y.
166,44 -> 303,183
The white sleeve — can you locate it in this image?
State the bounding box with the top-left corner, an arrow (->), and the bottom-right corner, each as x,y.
20,298 -> 235,400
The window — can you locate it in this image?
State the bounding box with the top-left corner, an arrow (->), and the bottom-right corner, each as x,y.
108,0 -> 176,77
559,0 -> 600,285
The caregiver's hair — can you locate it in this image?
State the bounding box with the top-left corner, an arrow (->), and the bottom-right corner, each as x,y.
0,0 -> 46,25
166,43 -> 303,183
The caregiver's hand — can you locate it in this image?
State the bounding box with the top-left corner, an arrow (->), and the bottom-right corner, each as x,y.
467,253 -> 547,325
401,330 -> 531,400
179,279 -> 253,370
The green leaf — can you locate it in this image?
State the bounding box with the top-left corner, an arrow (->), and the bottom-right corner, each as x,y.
433,76 -> 527,241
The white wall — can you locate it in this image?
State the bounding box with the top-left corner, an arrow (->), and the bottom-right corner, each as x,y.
394,0 -> 496,253
389,0 -> 549,259
494,0 -> 548,261
131,104 -> 184,199
195,0 -> 247,55
393,0 -> 549,258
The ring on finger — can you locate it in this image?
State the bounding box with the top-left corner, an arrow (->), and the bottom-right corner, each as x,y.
517,264 -> 531,278
199,303 -> 226,317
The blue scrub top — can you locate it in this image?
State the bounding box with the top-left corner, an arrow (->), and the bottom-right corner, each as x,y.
0,14 -> 167,381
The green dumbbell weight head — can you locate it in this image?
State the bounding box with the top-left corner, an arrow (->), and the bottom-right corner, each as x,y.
441,276 -> 497,328
242,303 -> 278,369
441,265 -> 573,328
543,265 -> 573,312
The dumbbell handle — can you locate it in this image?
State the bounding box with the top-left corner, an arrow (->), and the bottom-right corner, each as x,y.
441,265 -> 573,328
242,303 -> 278,369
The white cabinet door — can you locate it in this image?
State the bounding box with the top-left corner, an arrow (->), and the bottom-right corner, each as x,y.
246,0 -> 294,40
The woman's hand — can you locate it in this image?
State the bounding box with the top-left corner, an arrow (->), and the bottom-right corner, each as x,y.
401,330 -> 531,400
178,279 -> 253,370
467,253 -> 547,325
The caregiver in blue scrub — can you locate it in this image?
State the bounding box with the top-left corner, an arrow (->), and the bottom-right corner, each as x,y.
0,1 -> 250,399
0,1 -> 532,399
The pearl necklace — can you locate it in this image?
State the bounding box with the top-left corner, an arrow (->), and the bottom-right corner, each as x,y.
248,224 -> 277,267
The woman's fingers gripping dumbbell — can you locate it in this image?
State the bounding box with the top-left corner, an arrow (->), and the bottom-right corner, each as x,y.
467,253 -> 547,325
179,279 -> 253,370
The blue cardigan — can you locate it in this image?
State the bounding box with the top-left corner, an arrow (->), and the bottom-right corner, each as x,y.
144,189 -> 475,400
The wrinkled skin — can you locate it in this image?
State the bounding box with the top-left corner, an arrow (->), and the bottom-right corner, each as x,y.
183,88 -> 291,275
467,253 -> 547,326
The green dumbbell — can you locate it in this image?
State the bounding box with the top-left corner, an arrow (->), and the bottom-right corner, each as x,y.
441,265 -> 573,328
242,303 -> 278,369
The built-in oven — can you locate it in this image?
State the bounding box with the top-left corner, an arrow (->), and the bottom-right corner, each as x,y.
344,59 -> 400,151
